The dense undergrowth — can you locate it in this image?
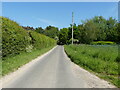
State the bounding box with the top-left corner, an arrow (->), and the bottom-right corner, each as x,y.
64,45 -> 119,87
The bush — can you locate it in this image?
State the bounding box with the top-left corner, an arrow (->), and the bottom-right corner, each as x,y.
67,38 -> 79,44
2,17 -> 31,57
29,31 -> 56,49
2,17 -> 56,58
91,41 -> 116,45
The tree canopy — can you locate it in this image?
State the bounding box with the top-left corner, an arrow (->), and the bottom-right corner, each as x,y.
23,16 -> 119,45
58,16 -> 119,45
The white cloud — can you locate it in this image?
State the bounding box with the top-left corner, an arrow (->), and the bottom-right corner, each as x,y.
37,18 -> 54,24
36,18 -> 59,27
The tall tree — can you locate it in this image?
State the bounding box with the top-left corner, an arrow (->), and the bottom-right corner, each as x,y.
82,20 -> 98,43
58,28 -> 68,45
105,17 -> 118,41
44,25 -> 59,40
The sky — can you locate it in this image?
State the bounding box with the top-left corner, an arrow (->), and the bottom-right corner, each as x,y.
2,2 -> 118,29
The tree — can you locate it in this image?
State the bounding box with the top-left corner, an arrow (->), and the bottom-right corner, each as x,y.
93,16 -> 107,41
57,16 -> 118,44
44,25 -> 59,40
105,17 -> 118,41
68,24 -> 78,41
82,20 -> 98,44
77,24 -> 85,43
35,27 -> 44,34
22,26 -> 34,30
116,23 -> 120,43
58,28 -> 68,45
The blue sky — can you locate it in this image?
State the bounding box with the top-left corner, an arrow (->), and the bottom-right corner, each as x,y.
2,2 -> 118,29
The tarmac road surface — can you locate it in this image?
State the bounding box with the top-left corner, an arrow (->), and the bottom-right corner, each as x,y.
2,46 -> 116,88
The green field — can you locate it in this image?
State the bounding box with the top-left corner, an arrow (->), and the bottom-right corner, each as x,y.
64,45 -> 119,87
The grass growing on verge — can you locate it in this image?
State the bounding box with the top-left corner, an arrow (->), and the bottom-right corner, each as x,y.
0,59 -> 2,78
64,45 -> 119,87
2,45 -> 55,76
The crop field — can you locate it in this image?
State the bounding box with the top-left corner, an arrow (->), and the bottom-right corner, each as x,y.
64,45 -> 119,87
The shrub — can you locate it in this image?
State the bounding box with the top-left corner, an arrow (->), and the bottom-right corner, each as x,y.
28,31 -> 56,49
2,17 -> 31,57
91,41 -> 116,45
2,17 -> 56,58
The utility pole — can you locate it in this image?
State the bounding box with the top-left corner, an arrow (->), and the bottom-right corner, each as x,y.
72,12 -> 74,45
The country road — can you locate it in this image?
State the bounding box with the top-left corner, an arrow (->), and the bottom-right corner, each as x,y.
2,46 -> 116,88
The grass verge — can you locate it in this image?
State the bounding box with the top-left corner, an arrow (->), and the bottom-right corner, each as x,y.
2,45 -> 55,77
64,44 -> 119,88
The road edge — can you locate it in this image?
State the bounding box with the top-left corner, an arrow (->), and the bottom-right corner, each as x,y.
0,45 -> 58,89
63,46 -> 117,88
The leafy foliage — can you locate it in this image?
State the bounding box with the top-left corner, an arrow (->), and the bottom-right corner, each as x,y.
29,31 -> 56,49
58,16 -> 119,44
22,26 -> 34,30
2,17 -> 31,57
57,28 -> 68,45
35,27 -> 44,34
91,41 -> 116,45
35,26 -> 59,40
2,17 -> 56,58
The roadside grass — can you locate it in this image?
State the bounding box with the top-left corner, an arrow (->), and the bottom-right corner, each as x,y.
0,59 -> 1,78
64,45 -> 119,87
2,45 -> 55,76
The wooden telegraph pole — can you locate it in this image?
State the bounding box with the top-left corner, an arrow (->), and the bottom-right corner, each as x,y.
72,12 -> 74,45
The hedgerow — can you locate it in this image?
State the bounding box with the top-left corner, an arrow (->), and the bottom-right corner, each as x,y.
28,31 -> 56,49
91,41 -> 116,45
2,17 -> 56,58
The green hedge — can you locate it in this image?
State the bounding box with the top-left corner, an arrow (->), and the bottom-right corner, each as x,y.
29,31 -> 56,49
2,17 -> 56,58
91,41 -> 116,45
